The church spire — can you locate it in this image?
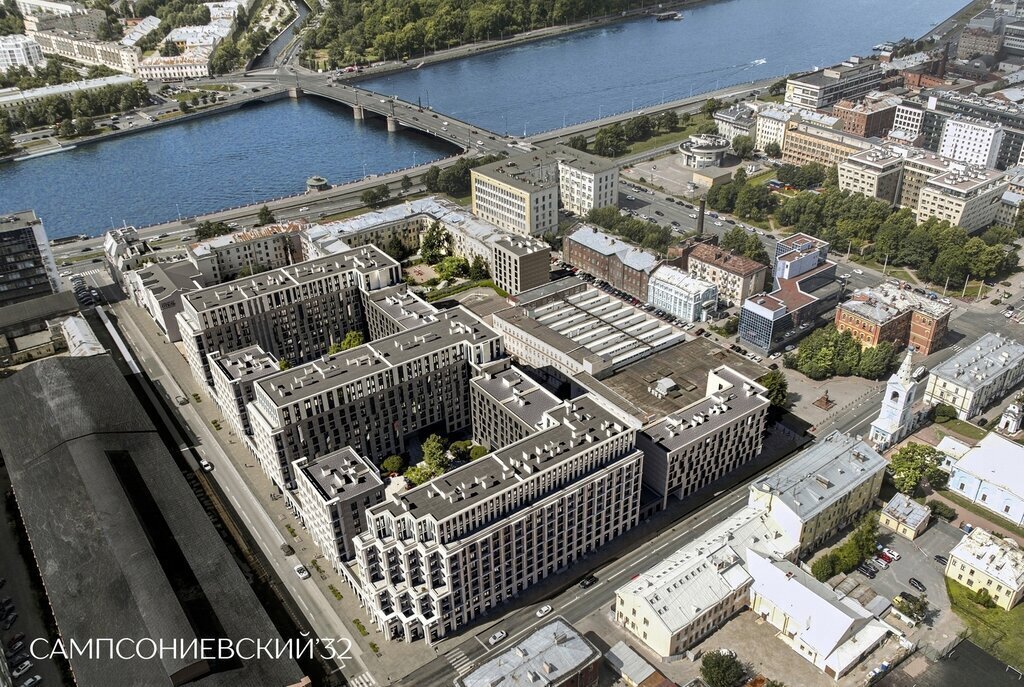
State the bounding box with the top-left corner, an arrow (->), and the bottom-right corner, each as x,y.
897,347 -> 914,383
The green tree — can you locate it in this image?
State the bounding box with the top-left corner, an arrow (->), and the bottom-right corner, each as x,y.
701,97 -> 723,116
849,515 -> 879,559
760,370 -> 788,407
720,226 -> 748,253
277,359 -> 291,370
469,445 -> 488,460
656,110 -> 679,131
436,255 -> 469,281
700,651 -> 745,687
622,114 -> 653,142
448,440 -> 472,462
75,116 -> 94,136
592,123 -> 628,157
381,455 -> 405,474
469,255 -> 489,280
731,135 -> 754,159
160,39 -> 181,56
734,184 -> 776,222
420,220 -> 450,264
894,593 -> 928,621
340,330 -> 364,350
932,403 -> 957,423
743,234 -> 770,265
422,434 -> 450,472
423,165 -> 441,192
811,554 -> 837,582
57,119 -> 76,138
256,205 -> 275,226
765,141 -> 782,159
0,130 -> 13,155
400,174 -> 412,192
888,443 -> 948,494
566,134 -> 588,151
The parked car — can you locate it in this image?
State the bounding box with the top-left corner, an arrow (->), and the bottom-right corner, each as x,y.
856,564 -> 876,579
877,552 -> 893,564
536,604 -> 553,618
6,638 -> 25,656
11,661 -> 32,679
934,555 -> 948,566
6,633 -> 25,650
488,631 -> 507,645
19,676 -> 42,687
872,557 -> 889,570
883,547 -> 901,561
714,648 -> 737,659
294,565 -> 311,580
280,544 -> 295,556
579,575 -> 598,589
909,578 -> 927,593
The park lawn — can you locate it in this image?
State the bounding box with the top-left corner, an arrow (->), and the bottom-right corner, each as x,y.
448,193 -> 472,206
198,84 -> 238,92
935,418 -> 988,442
622,129 -> 690,156
937,489 -> 1024,540
947,579 -> 1024,671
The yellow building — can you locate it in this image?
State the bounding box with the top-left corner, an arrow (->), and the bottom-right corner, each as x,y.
471,155 -> 559,236
945,528 -> 1024,610
879,493 -> 930,541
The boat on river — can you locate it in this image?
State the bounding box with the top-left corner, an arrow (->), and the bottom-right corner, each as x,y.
655,11 -> 681,21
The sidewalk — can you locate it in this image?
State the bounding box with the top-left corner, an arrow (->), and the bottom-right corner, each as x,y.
111,299 -> 438,684
920,485 -> 1024,547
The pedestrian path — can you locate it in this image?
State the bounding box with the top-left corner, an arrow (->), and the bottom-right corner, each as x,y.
446,648 -> 475,677
348,671 -> 377,687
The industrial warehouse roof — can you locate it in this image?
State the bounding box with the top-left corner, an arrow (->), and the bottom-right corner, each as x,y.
0,356 -> 304,687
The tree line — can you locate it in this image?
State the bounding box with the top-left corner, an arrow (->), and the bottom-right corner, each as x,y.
569,111 -> 684,158
585,206 -> 672,253
706,168 -> 777,222
1,80 -> 150,133
422,154 -> 504,196
783,324 -> 897,381
1,58 -> 117,91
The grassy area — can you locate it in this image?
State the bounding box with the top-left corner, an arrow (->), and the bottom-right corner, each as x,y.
935,418 -> 989,442
198,84 -> 238,92
937,488 -> 1024,539
424,278 -> 508,302
947,579 -> 1024,671
448,193 -> 472,206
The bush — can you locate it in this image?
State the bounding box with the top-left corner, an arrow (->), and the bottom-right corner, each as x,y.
933,403 -> 957,423
927,499 -> 956,521
992,299 -> 1002,306
972,587 -> 997,608
811,554 -> 837,581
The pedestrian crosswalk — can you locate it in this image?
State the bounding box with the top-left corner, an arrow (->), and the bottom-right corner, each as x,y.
75,268 -> 104,278
348,671 -> 377,687
446,648 -> 475,677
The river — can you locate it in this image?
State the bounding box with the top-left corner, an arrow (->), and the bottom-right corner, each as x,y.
0,0 -> 967,238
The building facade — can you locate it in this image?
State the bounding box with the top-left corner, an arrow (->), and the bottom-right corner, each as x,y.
785,57 -> 882,109
186,222 -> 305,283
471,156 -> 559,236
31,30 -> 141,73
555,146 -> 619,216
469,358 -> 561,452
0,35 -> 44,71
949,433 -> 1024,526
869,350 -> 927,450
939,116 -> 1004,168
646,264 -> 717,323
879,493 -> 931,540
208,345 -> 279,437
945,528 -> 1024,610
562,225 -> 662,302
834,285 -> 952,355
0,210 -> 58,308
834,96 -> 898,138
923,333 -> 1024,419
685,243 -> 767,306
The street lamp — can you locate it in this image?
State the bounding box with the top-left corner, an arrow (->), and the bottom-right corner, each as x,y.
176,203 -> 181,222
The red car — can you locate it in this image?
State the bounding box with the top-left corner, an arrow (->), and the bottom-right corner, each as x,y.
877,552 -> 893,564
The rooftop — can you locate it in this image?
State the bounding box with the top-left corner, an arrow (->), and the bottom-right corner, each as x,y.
0,356 -> 304,687
756,105 -> 841,127
650,264 -> 715,295
615,506 -> 797,635
552,144 -> 619,174
188,221 -> 305,257
0,74 -> 137,106
688,243 -> 767,277
0,290 -> 77,332
460,619 -> 600,687
296,447 -> 383,504
566,225 -> 660,273
882,493 -> 931,530
789,56 -> 880,88
133,260 -> 202,304
926,166 -> 1006,194
840,284 -> 953,323
929,333 -> 1024,390
953,433 -> 1024,501
750,430 -> 885,521
210,344 -> 279,382
471,360 -> 562,432
472,154 -> 560,193
950,528 -> 1024,590
365,283 -> 438,331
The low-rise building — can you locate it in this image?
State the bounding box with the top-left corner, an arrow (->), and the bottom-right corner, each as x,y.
754,105 -> 842,153
637,367 -> 769,510
208,345 -> 279,437
747,550 -> 892,679
0,35 -> 45,71
138,48 -> 212,80
679,133 -> 730,168
834,95 -> 899,138
554,145 -> 619,216
785,56 -> 883,109
714,103 -> 759,142
781,121 -> 872,167
949,433 -> 1024,525
562,225 -> 664,302
923,333 -> 1024,419
471,155 -> 559,236
614,506 -> 797,658
0,73 -> 138,110
747,431 -> 886,555
123,260 -> 203,342
292,447 -> 384,571
685,242 -> 768,306
880,493 -> 931,540
835,284 -> 952,355
31,30 -> 140,73
646,264 -> 716,323
946,527 -> 1024,610
459,619 -> 601,687
350,393 -> 643,643
838,145 -> 907,204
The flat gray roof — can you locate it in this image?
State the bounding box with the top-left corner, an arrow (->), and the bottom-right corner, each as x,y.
929,332 -> 1024,391
471,361 -> 562,431
882,493 -> 930,530
0,208 -> 39,231
460,618 -> 599,687
472,154 -> 560,193
751,430 -> 885,521
0,356 -> 304,687
553,144 -> 619,174
0,290 -> 77,331
365,283 -> 438,330
211,344 -> 279,382
297,447 -> 383,504
135,260 -> 202,304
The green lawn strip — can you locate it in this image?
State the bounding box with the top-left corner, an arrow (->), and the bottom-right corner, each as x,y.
934,418 -> 988,442
947,579 -> 1024,671
937,489 -> 1024,540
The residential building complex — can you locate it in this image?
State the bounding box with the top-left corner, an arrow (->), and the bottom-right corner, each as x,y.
138,49 -> 213,80
615,506 -> 797,658
785,57 -> 883,109
124,260 -> 203,341
31,30 -> 141,73
492,277 -> 684,383
349,393 -> 643,643
469,358 -> 561,452
0,34 -> 44,71
0,210 -> 58,308
914,90 -> 1024,170
177,247 -> 400,386
949,433 -> 1024,526
14,0 -> 85,16
637,366 -> 769,509
646,264 -> 717,323
246,307 -> 503,489
459,619 -> 601,687
471,155 -> 559,236
684,242 -> 767,306
562,225 -> 663,301
186,221 -> 305,283
292,447 -> 385,571
879,492 -> 931,540
923,333 -> 1024,419
208,345 -> 279,437
23,8 -> 105,35
747,551 -> 893,679
835,284 -> 952,354
754,106 -> 841,153
747,431 -> 886,555
0,73 -> 138,110
738,234 -> 840,354
781,121 -> 872,167
362,283 -> 438,341
554,145 -> 619,216
945,528 -> 1024,610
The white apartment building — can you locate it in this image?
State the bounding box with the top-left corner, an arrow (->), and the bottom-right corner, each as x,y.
838,146 -> 908,205
753,105 -> 844,153
615,507 -> 797,658
246,308 -> 504,489
714,102 -> 759,142
938,116 -> 1003,168
138,49 -> 212,80
646,264 -> 717,323
0,35 -> 44,71
292,448 -> 384,571
555,146 -> 619,216
893,101 -> 924,139
916,166 -> 1007,231
31,31 -> 140,73
350,393 -> 644,644
177,247 -> 400,387
637,366 -> 769,509
186,221 -> 305,283
784,57 -> 882,109
748,431 -> 886,555
14,0 -> 83,15
471,156 -> 559,236
924,333 -> 1024,419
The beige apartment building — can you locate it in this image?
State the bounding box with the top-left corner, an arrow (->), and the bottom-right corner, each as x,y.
781,122 -> 872,167
685,243 -> 768,306
555,145 -> 620,216
471,156 -> 559,236
946,528 -> 1024,610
